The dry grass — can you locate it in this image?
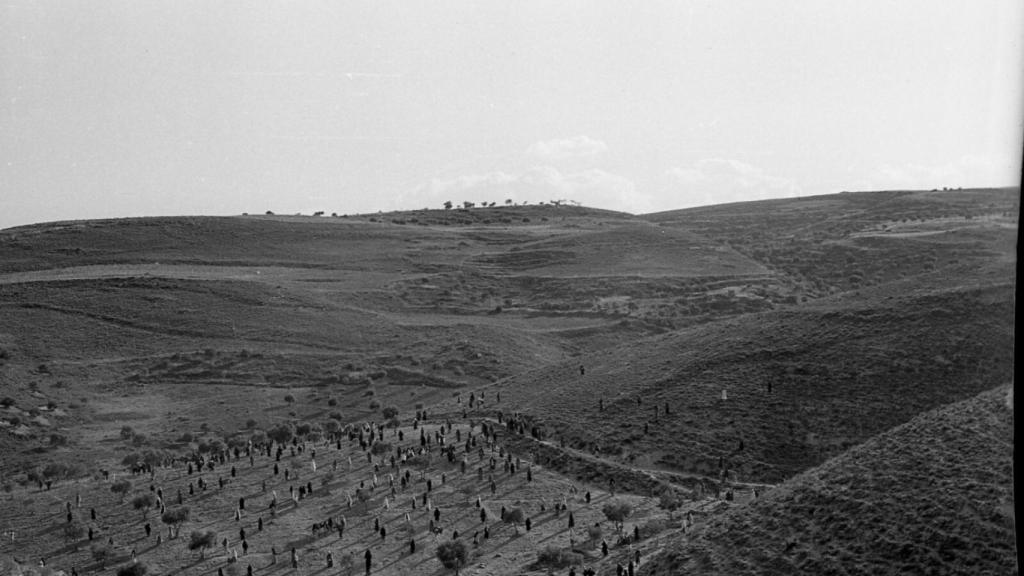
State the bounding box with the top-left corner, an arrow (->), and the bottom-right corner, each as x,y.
642,384 -> 1016,575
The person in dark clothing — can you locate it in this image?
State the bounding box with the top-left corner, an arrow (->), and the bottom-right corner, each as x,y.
364,548 -> 373,576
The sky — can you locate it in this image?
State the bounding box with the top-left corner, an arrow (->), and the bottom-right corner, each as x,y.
1,1 -> 1021,229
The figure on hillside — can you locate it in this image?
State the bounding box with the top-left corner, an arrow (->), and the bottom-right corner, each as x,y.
364,548 -> 372,576
580,365 -> 585,376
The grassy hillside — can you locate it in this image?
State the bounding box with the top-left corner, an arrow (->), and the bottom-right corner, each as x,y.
642,384 -> 1016,576
646,187 -> 1018,297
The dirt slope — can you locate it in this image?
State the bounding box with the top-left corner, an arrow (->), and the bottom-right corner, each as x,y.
642,384 -> 1016,576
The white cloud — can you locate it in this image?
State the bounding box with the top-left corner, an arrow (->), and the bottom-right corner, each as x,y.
665,158 -> 803,208
416,165 -> 652,214
526,136 -> 608,160
875,154 -> 1021,190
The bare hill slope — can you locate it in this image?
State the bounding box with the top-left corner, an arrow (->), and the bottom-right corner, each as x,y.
642,384 -> 1016,576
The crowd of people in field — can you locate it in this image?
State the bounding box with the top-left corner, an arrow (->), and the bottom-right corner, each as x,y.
20,371 -> 759,576
27,387 -> 690,576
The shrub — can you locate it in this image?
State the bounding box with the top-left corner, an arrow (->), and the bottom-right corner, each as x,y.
63,521 -> 86,548
369,399 -> 382,410
119,426 -> 135,440
116,562 -> 147,576
161,506 -> 190,538
245,419 -> 258,429
503,508 -> 525,533
91,543 -> 114,567
132,492 -> 156,518
658,490 -> 682,513
370,441 -> 392,455
535,546 -> 581,569
188,529 -> 217,558
284,394 -> 295,404
110,479 -> 132,502
637,518 -> 671,540
41,457 -> 77,479
602,500 -> 633,533
435,540 -> 469,575
327,398 -> 338,407
381,405 -> 399,419
267,423 -> 294,445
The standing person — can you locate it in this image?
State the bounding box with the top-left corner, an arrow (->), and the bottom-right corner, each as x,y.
364,548 -> 373,576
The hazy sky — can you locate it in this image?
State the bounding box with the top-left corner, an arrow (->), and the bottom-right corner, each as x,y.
1,1 -> 1021,229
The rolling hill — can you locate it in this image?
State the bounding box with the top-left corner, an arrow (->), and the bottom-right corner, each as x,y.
0,188 -> 1016,574
641,384 -> 1016,575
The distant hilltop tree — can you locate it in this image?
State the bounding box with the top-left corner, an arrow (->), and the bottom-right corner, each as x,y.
463,201 -> 475,209
444,201 -> 452,210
